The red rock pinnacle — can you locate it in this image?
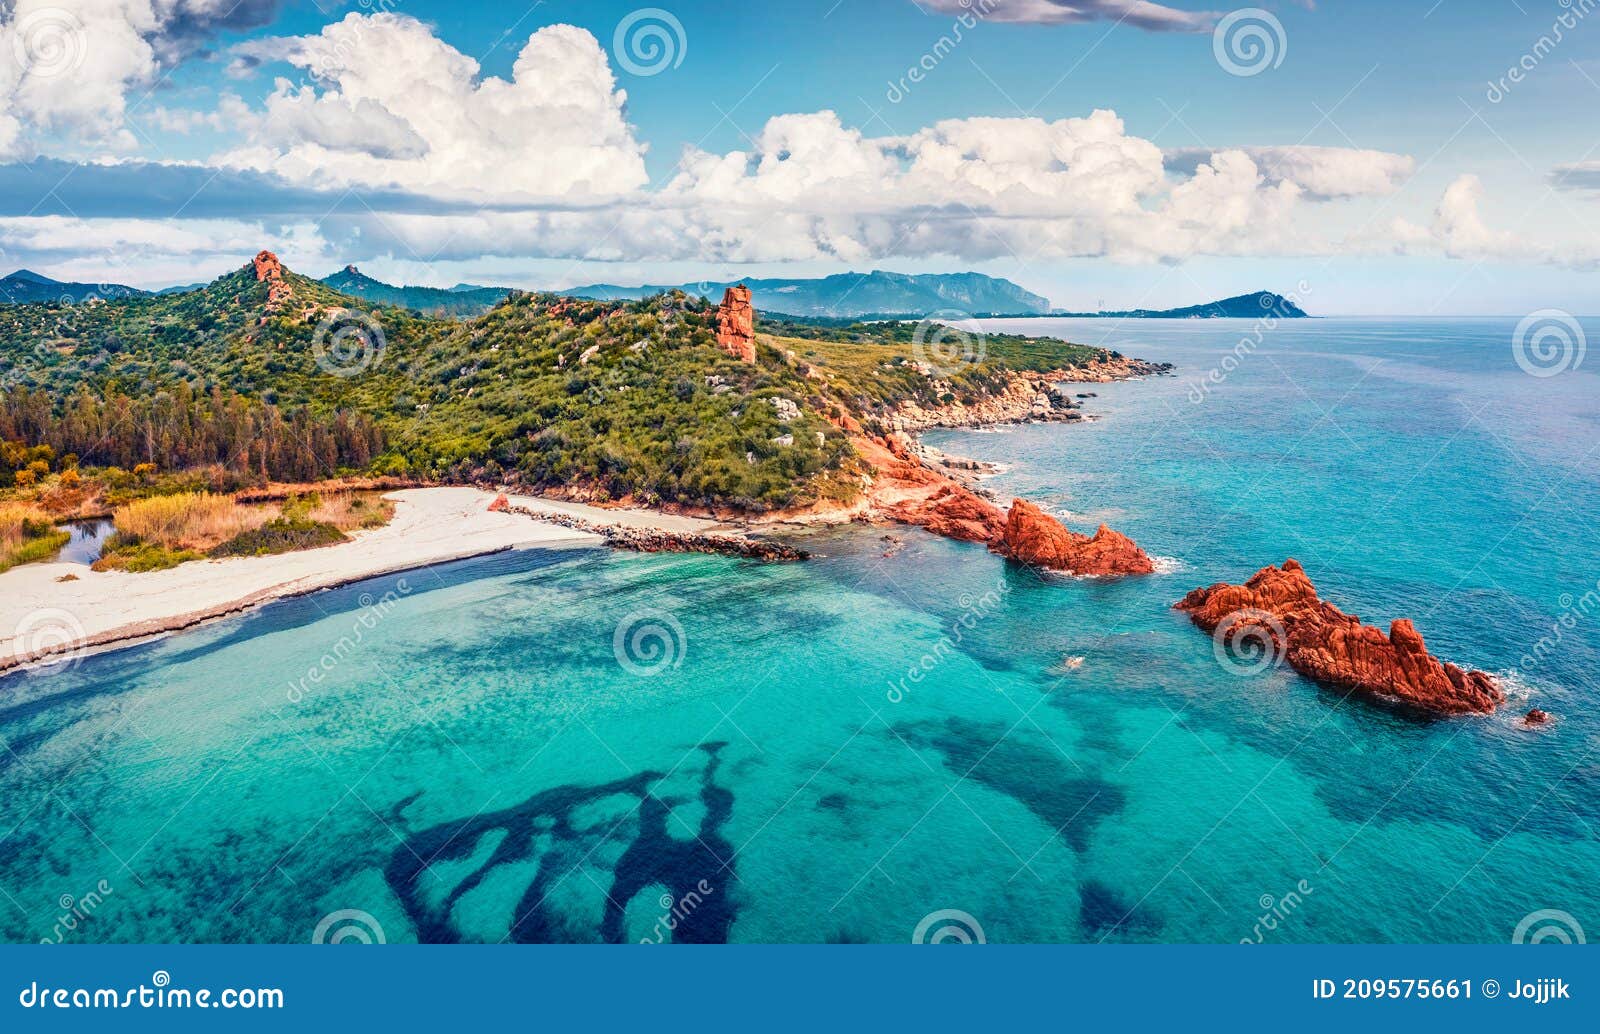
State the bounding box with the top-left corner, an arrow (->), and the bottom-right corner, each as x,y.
714,285 -> 756,362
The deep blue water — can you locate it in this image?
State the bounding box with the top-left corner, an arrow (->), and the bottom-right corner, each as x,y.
2,317 -> 1596,944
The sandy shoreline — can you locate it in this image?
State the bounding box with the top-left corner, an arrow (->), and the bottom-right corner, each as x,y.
0,487 -> 714,676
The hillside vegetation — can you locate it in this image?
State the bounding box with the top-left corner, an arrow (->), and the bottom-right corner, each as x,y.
0,254 -> 1119,515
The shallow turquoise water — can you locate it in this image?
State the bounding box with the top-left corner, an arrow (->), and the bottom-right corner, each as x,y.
3,317 -> 1597,943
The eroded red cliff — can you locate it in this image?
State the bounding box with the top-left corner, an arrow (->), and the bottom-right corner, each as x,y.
1174,559 -> 1504,716
714,285 -> 756,362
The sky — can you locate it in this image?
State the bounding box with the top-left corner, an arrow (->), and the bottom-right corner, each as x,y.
1,0 -> 1598,314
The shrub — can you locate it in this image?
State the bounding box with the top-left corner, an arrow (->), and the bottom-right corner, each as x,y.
209,517 -> 347,558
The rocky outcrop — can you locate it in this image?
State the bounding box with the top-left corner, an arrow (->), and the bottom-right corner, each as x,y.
1174,560 -> 1504,717
994,499 -> 1154,576
1522,708 -> 1551,728
889,484 -> 1006,544
253,250 -> 292,309
834,421 -> 1150,575
884,354 -> 1174,433
714,285 -> 756,362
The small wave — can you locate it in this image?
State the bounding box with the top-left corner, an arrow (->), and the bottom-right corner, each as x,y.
1149,555 -> 1187,575
1488,668 -> 1538,703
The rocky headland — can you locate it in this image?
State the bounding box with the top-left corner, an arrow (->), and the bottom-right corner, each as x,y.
883,355 -> 1172,434
1175,560 -> 1504,716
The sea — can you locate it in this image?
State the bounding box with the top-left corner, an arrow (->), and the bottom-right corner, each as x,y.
2,316 -> 1596,944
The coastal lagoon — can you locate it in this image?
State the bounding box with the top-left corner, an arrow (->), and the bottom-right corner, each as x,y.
3,317 -> 1596,944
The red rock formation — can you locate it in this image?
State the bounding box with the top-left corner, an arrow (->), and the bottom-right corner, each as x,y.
1522,708 -> 1551,727
253,250 -> 292,309
1174,559 -> 1504,716
487,493 -> 510,512
889,484 -> 1006,544
994,499 -> 1154,576
714,285 -> 756,362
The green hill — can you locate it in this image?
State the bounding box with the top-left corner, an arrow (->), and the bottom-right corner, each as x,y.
0,255 -> 851,510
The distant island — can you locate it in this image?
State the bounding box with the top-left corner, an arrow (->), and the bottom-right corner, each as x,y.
1052,291 -> 1309,320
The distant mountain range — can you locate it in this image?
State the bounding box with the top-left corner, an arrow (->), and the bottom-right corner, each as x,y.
1055,292 -> 1309,319
569,271 -> 1054,318
0,269 -> 145,304
1,263 -> 1308,322
316,266 -> 515,317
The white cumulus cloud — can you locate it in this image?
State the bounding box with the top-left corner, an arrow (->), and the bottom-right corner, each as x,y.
217,14 -> 649,198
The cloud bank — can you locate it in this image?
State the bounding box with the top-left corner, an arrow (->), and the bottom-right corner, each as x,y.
0,12 -> 1585,280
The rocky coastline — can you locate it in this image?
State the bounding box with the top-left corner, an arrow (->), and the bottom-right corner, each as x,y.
884,356 -> 1173,434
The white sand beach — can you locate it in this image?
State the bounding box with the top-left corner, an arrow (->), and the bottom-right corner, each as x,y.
0,487 -> 714,675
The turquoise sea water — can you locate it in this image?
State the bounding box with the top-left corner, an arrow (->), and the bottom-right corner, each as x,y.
3,317 -> 1597,944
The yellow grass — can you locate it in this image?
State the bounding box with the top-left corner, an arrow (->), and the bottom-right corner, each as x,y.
111,492 -> 269,551
0,502 -> 51,552
306,492 -> 396,532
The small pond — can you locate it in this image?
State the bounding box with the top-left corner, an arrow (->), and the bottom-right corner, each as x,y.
54,518 -> 115,565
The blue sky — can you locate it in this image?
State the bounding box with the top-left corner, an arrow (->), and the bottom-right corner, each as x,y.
1,0 -> 1598,313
